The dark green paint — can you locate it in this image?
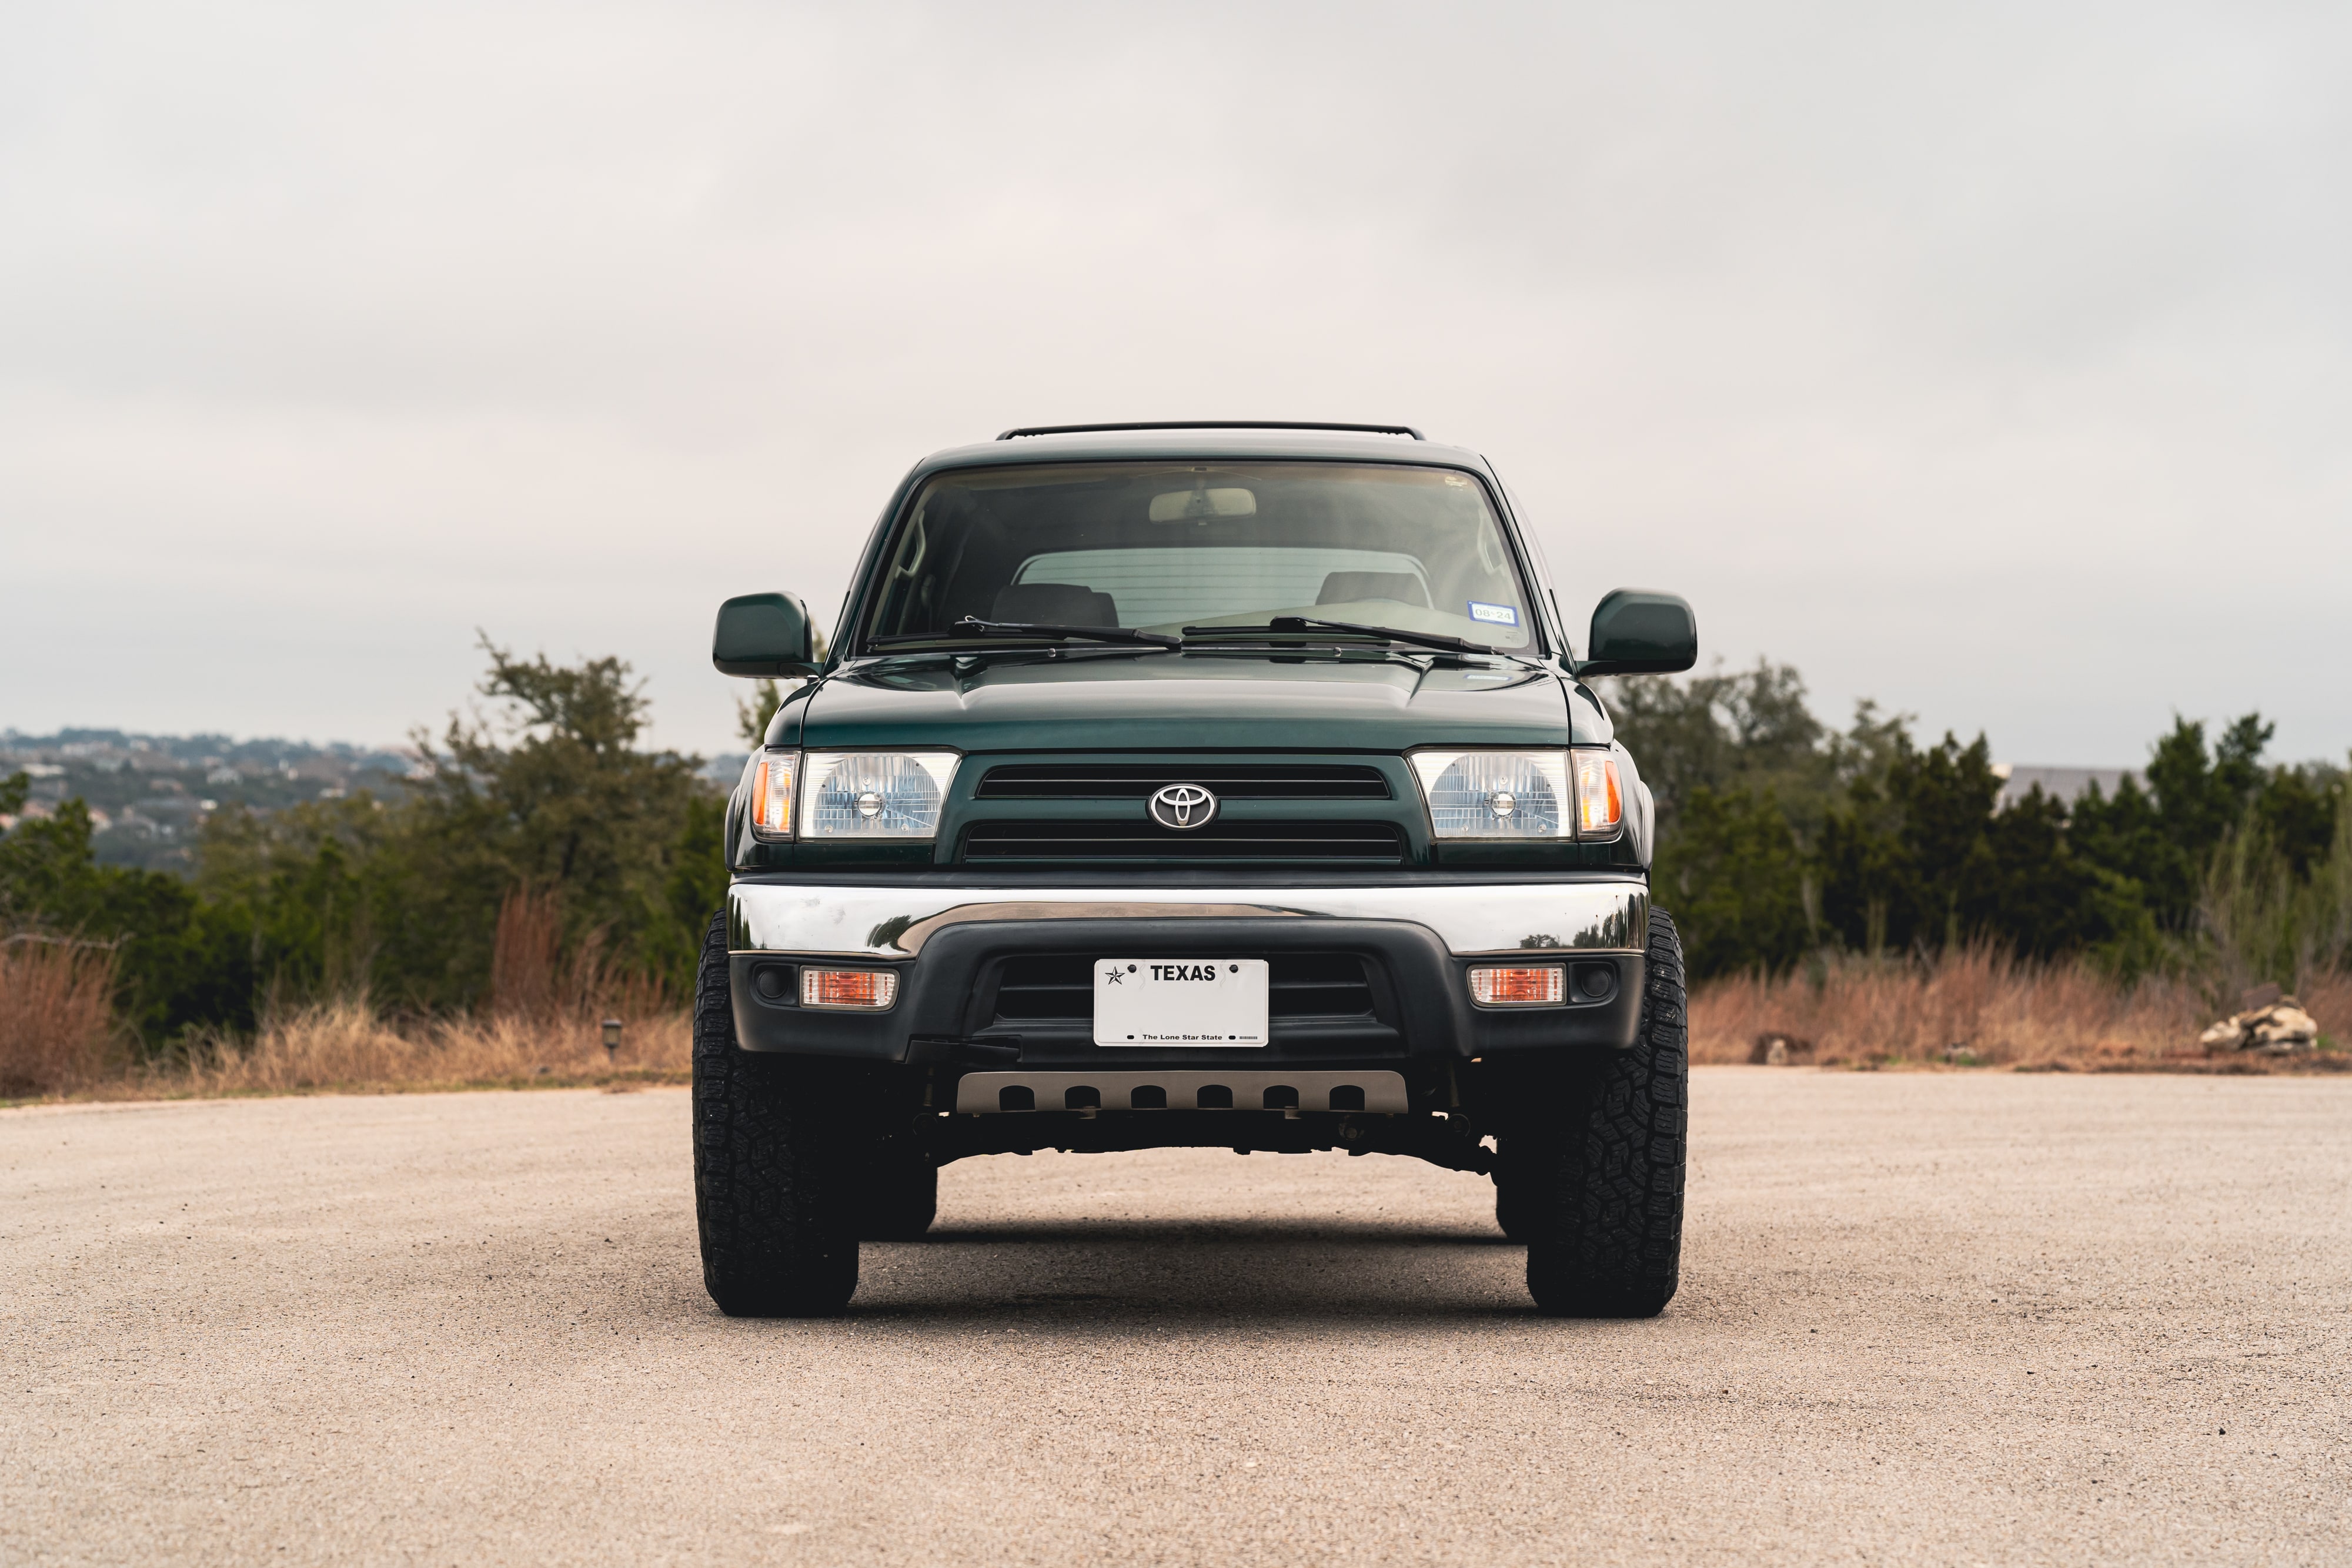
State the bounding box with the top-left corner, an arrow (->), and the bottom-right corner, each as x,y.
794,650 -> 1578,754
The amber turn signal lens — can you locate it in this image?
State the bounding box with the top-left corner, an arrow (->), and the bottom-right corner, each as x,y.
1468,965 -> 1565,1006
1573,752 -> 1623,836
750,751 -> 798,838
800,968 -> 899,1009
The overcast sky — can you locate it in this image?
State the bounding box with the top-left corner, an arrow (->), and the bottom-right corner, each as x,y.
4,1 -> 2348,767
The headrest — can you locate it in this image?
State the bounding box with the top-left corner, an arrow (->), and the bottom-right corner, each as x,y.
1317,571 -> 1429,609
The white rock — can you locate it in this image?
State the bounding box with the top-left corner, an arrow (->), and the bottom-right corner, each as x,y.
2249,1005 -> 2318,1054
2199,1018 -> 2244,1049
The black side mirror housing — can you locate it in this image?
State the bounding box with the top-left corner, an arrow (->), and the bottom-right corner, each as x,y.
713,591 -> 828,678
1580,589 -> 1697,676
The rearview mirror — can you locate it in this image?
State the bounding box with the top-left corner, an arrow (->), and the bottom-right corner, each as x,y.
1579,589 -> 1696,676
713,591 -> 827,678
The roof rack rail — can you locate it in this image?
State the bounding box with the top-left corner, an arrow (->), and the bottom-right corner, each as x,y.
996,420 -> 1425,442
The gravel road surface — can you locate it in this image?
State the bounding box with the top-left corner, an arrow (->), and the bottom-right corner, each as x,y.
4,1070 -> 2347,1565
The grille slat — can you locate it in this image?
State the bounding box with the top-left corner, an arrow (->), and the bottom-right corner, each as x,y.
977,763 -> 1391,801
964,820 -> 1404,862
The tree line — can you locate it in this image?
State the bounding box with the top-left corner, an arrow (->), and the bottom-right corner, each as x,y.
0,643 -> 756,1047
1604,663 -> 2350,988
3,641 -> 2344,1051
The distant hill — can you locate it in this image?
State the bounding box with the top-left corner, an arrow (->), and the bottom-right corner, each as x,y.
1,729 -> 419,873
3,728 -> 742,874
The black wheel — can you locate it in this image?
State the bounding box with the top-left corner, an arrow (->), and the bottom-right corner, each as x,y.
691,912 -> 860,1316
856,1152 -> 938,1241
1521,907 -> 1689,1318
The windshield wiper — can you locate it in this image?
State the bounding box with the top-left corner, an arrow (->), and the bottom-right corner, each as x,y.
871,616 -> 1181,650
1181,616 -> 1502,656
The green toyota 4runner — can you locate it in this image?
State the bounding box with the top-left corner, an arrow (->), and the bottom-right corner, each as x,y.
696,421 -> 1698,1318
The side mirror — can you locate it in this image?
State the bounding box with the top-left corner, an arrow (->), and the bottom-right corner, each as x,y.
713,591 -> 828,678
1580,589 -> 1696,676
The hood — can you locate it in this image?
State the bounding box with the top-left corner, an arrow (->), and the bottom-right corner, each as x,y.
783,651 -> 1575,754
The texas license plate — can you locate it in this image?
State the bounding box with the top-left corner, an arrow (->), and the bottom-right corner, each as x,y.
1093,958 -> 1269,1047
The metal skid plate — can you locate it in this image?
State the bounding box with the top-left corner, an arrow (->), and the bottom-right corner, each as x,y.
954,1068 -> 1409,1114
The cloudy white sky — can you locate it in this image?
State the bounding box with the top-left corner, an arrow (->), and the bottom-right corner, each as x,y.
4,1 -> 2348,766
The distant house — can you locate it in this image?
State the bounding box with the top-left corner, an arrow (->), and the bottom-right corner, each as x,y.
1992,764 -> 2137,812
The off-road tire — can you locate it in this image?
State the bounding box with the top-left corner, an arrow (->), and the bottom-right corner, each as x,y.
856,1152 -> 939,1241
1521,907 -> 1689,1317
691,912 -> 860,1316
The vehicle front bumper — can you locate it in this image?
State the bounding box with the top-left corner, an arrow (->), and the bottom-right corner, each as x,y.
726,878 -> 1649,1067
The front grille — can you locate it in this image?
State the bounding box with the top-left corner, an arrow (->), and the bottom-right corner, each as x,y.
994,954 -> 1378,1024
962,819 -> 1405,862
975,763 -> 1391,800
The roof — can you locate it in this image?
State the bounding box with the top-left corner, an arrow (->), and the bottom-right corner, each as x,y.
904,424 -> 1495,482
1993,764 -> 2137,810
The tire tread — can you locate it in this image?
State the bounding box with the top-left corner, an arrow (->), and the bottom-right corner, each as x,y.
1524,907 -> 1689,1317
691,912 -> 858,1316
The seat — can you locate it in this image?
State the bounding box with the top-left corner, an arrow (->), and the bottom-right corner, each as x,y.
992,583 -> 1120,626
1317,571 -> 1429,609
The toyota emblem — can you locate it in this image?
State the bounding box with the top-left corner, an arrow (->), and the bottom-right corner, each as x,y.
1148,782 -> 1218,831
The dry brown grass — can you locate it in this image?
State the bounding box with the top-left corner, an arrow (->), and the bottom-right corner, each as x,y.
0,937 -> 126,1095
143,1001 -> 693,1096
1691,944 -> 2352,1071
2,887 -> 694,1104
21,928 -> 2351,1103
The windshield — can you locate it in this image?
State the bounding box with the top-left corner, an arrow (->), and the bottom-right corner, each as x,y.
860,462 -> 1538,651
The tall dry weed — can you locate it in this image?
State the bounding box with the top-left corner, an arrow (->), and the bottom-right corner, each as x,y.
1689,942 -> 2348,1067
489,885 -> 564,1018
489,886 -> 673,1022
0,935 -> 124,1095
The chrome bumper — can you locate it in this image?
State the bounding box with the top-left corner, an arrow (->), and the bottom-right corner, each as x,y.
726,880 -> 1648,959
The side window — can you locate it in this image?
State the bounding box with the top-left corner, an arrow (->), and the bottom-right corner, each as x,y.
869,511 -> 930,635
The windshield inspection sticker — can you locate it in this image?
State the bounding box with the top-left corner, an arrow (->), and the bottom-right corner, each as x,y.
1467,601 -> 1521,627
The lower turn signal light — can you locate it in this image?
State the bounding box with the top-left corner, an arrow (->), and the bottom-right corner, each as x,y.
800,969 -> 900,1009
1468,965 -> 1566,1007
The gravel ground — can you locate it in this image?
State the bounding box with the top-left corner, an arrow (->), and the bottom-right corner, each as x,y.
2,1069 -> 2347,1566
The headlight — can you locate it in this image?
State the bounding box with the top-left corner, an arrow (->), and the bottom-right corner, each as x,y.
799,751 -> 959,838
1412,750 -> 1570,837
1411,748 -> 1623,840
